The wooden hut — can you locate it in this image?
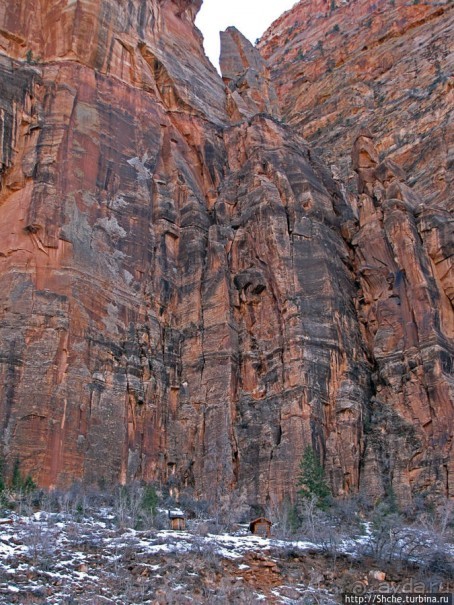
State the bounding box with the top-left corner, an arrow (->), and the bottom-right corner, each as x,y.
169,510 -> 186,531
249,517 -> 272,538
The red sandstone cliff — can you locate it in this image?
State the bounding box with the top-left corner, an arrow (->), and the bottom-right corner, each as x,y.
259,0 -> 452,209
0,0 -> 368,504
260,0 -> 454,502
0,0 -> 452,507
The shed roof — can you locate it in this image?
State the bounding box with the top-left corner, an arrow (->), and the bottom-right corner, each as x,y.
169,509 -> 185,519
249,516 -> 272,528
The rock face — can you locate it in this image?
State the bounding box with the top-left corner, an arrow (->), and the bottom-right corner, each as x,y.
0,0 -> 230,490
351,135 -> 453,502
0,0 -> 452,506
259,0 -> 453,501
0,0 -> 368,504
259,0 -> 453,209
220,27 -> 280,120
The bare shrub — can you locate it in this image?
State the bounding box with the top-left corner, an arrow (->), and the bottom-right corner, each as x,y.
15,488 -> 36,516
436,500 -> 454,537
206,487 -> 249,533
364,502 -> 453,579
265,495 -> 298,539
37,488 -> 61,513
331,495 -> 364,533
113,482 -> 145,529
111,482 -> 161,530
178,488 -> 210,520
193,520 -> 210,536
192,536 -> 221,571
366,509 -> 411,565
299,494 -> 323,542
419,499 -> 454,540
22,521 -> 56,570
423,549 -> 454,578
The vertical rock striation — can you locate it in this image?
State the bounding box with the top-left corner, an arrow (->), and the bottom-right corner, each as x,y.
259,0 -> 453,209
0,0 -> 451,506
351,135 -> 453,503
0,0 -> 228,488
0,0 -> 370,504
259,0 -> 453,502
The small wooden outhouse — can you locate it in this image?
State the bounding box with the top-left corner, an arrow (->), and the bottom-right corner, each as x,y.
169,510 -> 186,531
249,517 -> 272,538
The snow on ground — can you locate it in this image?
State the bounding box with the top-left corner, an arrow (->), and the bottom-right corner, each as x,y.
0,509 -> 451,603
0,509 -> 344,603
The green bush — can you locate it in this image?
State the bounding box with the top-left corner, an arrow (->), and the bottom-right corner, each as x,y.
297,446 -> 331,509
142,484 -> 158,516
11,458 -> 36,494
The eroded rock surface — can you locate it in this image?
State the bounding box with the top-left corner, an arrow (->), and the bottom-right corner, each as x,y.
351,135 -> 453,502
0,0 -> 369,505
259,0 -> 453,209
0,0 -> 452,506
0,0 -> 228,489
220,27 -> 280,120
259,0 -> 453,503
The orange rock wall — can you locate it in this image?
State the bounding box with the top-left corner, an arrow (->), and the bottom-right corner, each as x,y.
351,136 -> 453,502
0,0 -> 227,488
260,0 -> 453,502
0,0 -> 370,506
259,0 -> 453,209
0,0 -> 452,506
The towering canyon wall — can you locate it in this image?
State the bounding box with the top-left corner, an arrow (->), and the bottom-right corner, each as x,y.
0,0 -> 452,506
0,0 -> 369,505
260,0 -> 454,503
259,0 -> 453,209
351,136 -> 453,503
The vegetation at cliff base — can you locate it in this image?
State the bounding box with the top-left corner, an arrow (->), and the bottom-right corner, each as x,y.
297,446 -> 331,509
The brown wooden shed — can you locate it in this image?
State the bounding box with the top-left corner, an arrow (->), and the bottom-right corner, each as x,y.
169,510 -> 186,531
249,517 -> 272,538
